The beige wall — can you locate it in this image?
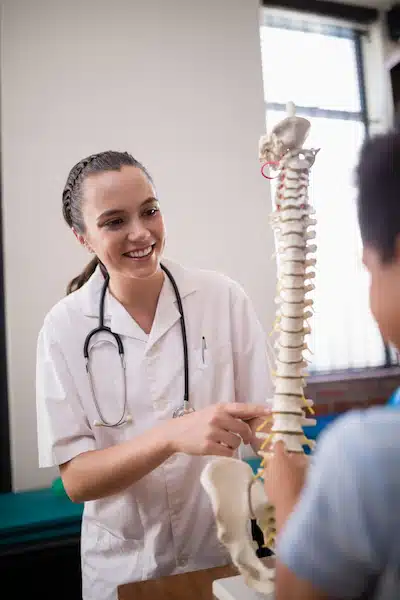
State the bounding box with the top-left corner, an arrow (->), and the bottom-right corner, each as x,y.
1,0 -> 275,490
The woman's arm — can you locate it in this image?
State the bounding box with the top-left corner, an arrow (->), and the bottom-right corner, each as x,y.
60,422 -> 174,502
61,402 -> 269,502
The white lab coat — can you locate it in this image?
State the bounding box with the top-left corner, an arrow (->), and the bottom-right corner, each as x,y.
36,259 -> 272,600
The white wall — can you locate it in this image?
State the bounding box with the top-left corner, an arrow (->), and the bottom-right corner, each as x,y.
1,0 -> 275,491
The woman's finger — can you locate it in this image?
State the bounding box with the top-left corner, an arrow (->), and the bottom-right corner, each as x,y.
207,441 -> 235,457
217,414 -> 253,444
209,427 -> 242,450
223,403 -> 271,420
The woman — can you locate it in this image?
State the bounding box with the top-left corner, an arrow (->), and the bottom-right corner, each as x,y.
36,150 -> 272,600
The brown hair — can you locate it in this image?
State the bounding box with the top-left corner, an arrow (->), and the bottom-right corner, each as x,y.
62,151 -> 153,294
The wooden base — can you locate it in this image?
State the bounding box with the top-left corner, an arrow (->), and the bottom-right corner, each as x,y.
213,574 -> 274,600
118,558 -> 275,600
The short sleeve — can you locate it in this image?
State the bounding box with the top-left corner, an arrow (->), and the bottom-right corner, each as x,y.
277,410 -> 387,599
230,282 -> 273,406
36,316 -> 96,468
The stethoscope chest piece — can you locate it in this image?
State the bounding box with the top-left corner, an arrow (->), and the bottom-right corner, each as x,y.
172,404 -> 195,418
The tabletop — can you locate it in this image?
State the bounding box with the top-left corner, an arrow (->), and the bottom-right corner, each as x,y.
118,557 -> 274,600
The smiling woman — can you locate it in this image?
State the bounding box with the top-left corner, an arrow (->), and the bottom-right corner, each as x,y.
35,149 -> 274,600
63,152 -> 161,295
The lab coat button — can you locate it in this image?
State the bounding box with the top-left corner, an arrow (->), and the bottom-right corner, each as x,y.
177,556 -> 187,567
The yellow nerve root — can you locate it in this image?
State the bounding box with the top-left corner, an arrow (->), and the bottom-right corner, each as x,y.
303,395 -> 315,415
256,416 -> 272,431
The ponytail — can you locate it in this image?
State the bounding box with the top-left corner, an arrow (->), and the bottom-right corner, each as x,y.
66,256 -> 99,295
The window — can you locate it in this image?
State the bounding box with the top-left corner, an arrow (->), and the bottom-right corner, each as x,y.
260,10 -> 390,373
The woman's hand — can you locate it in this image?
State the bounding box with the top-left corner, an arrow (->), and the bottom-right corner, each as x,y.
164,403 -> 270,457
246,414 -> 272,452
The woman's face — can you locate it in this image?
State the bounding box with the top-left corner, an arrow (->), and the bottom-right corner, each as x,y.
78,166 -> 165,281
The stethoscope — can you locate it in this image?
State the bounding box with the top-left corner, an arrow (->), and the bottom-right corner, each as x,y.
84,263 -> 193,427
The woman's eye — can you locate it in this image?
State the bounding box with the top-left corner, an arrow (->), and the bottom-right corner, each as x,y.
144,207 -> 159,217
105,218 -> 124,229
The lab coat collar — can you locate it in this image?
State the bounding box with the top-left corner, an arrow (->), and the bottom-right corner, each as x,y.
79,258 -> 198,344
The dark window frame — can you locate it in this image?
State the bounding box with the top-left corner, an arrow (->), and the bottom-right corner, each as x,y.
262,0 -> 378,26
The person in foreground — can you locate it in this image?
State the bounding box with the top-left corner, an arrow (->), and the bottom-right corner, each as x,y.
35,150 -> 272,600
264,129 -> 400,600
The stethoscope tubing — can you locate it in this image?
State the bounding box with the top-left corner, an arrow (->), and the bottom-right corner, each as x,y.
84,263 -> 190,426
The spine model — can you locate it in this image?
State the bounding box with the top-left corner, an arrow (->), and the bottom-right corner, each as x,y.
199,102 -> 321,597
256,102 -> 319,548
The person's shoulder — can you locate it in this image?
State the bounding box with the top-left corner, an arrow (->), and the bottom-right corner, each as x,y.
39,278 -> 91,337
319,405 -> 400,440
165,258 -> 247,298
316,406 -> 400,467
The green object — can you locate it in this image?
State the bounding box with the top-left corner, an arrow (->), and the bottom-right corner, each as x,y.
51,476 -> 67,497
244,456 -> 262,475
0,487 -> 83,546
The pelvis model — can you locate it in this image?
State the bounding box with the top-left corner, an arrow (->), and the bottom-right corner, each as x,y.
201,102 -> 319,595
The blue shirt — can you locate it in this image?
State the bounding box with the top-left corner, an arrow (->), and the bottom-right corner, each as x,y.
277,407 -> 400,599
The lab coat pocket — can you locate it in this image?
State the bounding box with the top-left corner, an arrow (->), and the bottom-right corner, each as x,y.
89,491 -> 146,541
190,343 -> 233,407
192,341 -> 229,372
81,518 -> 144,594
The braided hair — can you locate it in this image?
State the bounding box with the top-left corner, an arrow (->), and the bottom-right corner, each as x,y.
62,151 -> 153,294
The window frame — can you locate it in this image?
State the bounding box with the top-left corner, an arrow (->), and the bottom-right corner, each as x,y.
261,12 -> 396,373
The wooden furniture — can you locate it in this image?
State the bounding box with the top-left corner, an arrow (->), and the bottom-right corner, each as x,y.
118,558 -> 274,600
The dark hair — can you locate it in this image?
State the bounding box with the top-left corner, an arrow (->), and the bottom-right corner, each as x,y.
356,129 -> 400,263
63,151 -> 153,294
